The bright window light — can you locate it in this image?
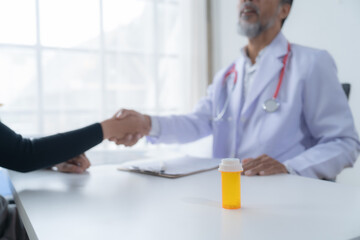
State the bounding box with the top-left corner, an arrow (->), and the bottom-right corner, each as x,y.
0,0 -> 183,150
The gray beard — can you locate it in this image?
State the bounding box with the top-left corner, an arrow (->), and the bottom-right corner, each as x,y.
237,18 -> 275,39
237,21 -> 263,39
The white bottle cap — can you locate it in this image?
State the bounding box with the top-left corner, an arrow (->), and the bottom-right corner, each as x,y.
218,158 -> 243,172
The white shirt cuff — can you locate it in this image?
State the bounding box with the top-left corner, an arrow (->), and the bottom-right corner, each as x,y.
284,162 -> 298,175
148,116 -> 161,137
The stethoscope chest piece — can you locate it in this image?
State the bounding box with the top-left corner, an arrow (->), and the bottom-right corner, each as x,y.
263,98 -> 280,113
214,42 -> 291,119
262,42 -> 291,113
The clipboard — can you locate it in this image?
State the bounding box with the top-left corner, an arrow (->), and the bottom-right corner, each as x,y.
117,156 -> 221,178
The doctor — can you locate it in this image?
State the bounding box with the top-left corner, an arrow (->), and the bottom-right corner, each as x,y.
116,0 -> 360,180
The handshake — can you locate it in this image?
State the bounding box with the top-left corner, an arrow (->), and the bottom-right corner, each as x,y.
101,109 -> 150,147
55,109 -> 150,173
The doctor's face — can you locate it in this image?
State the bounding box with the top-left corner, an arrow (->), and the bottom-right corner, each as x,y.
237,0 -> 284,38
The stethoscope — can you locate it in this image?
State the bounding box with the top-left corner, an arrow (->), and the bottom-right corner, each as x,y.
214,43 -> 291,121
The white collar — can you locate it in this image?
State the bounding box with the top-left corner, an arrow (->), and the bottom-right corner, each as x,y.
240,46 -> 268,69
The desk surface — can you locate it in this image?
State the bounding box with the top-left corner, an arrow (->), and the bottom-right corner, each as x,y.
9,163 -> 360,240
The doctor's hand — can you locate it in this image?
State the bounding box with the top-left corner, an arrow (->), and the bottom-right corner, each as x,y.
101,113 -> 150,144
242,154 -> 288,176
108,109 -> 151,147
54,154 -> 91,174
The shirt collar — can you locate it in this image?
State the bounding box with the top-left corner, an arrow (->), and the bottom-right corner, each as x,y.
241,45 -> 268,67
241,46 -> 268,73
239,31 -> 288,66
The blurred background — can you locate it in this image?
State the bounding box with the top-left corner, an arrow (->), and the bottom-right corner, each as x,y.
0,0 -> 209,152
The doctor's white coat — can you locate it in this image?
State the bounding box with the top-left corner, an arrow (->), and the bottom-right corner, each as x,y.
148,32 -> 360,180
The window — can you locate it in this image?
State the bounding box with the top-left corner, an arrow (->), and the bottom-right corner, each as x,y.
0,0 -> 188,149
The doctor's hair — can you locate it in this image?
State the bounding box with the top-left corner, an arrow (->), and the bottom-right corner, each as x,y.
280,0 -> 293,27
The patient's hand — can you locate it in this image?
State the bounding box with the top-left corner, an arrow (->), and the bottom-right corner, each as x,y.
101,111 -> 150,145
55,154 -> 91,173
108,109 -> 151,147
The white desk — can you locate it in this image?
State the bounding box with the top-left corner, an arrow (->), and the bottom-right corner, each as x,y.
9,163 -> 360,240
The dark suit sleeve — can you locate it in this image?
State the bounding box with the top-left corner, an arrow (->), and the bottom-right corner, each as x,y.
0,122 -> 103,172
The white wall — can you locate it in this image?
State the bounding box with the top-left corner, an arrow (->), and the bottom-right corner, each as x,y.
210,0 -> 360,185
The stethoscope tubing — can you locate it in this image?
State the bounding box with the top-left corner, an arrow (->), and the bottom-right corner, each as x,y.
214,42 -> 291,120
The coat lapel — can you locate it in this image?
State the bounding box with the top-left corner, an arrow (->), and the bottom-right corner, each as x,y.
241,32 -> 290,116
229,58 -> 245,121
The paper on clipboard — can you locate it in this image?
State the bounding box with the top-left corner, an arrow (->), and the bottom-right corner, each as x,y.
117,156 -> 221,178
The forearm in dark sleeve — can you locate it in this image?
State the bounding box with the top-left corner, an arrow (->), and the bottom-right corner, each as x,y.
0,122 -> 103,172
